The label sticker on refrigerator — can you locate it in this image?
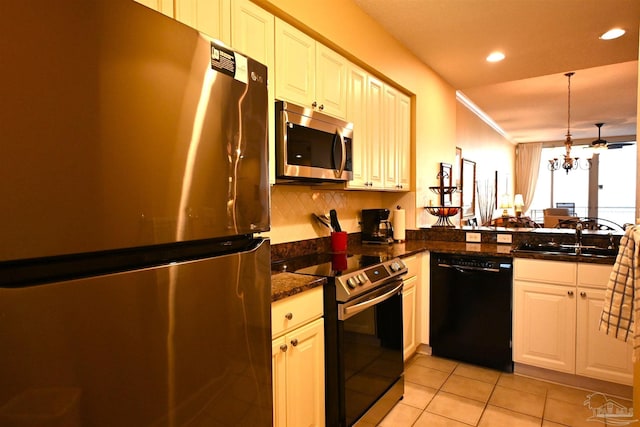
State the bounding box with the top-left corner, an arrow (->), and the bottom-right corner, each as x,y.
210,43 -> 248,84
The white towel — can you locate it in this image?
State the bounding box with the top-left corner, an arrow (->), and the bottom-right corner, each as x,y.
599,225 -> 640,360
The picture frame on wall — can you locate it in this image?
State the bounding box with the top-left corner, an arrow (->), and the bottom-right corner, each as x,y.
461,159 -> 476,218
454,147 -> 462,207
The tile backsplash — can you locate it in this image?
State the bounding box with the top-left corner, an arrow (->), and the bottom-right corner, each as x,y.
262,185 -> 414,244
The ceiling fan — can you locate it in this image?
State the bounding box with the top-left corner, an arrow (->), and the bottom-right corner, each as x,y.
590,123 -> 634,150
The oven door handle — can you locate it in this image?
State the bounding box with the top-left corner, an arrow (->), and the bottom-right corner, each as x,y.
340,282 -> 403,320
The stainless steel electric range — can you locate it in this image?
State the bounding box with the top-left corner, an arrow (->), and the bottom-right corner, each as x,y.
293,253 -> 408,427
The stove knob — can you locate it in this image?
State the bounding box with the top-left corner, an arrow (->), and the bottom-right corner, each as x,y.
346,277 -> 357,289
358,274 -> 367,284
389,261 -> 402,272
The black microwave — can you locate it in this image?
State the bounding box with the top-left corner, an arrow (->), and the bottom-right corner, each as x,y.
275,101 -> 353,183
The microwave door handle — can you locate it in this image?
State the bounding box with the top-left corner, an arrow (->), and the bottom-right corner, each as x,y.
332,130 -> 346,178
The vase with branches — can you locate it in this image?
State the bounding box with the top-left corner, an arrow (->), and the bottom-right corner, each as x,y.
476,179 -> 496,226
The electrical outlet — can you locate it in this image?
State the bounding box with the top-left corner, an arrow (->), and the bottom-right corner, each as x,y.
466,232 -> 481,242
497,234 -> 512,244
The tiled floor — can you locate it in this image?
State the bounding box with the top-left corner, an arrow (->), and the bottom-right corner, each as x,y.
378,354 -> 633,427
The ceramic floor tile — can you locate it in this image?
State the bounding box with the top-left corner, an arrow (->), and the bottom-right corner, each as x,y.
453,363 -> 501,384
401,381 -> 437,410
543,397 -> 598,427
386,355 -> 629,427
489,385 -> 546,418
410,354 -> 458,373
405,363 -> 451,389
496,373 -> 550,396
440,374 -> 495,403
378,402 -> 422,427
426,391 -> 486,426
478,405 -> 542,427
413,411 -> 472,427
546,384 -> 594,406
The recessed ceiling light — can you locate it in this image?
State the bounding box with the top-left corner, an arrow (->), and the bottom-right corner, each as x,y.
486,51 -> 505,62
600,28 -> 625,40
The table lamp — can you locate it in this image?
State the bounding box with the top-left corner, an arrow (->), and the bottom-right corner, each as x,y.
513,194 -> 524,217
499,194 -> 512,218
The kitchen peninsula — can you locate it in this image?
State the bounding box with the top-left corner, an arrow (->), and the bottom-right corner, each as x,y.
270,226 -> 629,426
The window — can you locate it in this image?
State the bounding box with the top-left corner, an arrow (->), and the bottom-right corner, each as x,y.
529,143 -> 636,227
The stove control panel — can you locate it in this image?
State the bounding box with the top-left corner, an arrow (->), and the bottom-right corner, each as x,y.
335,257 -> 407,301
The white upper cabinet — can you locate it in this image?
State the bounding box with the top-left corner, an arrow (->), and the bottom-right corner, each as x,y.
383,86 -> 411,191
383,86 -> 399,189
134,0 -> 230,44
174,0 -> 231,44
315,44 -> 348,119
231,0 -> 275,183
134,0 -> 174,17
364,75 -> 385,189
347,72 -> 410,191
275,18 -> 347,119
231,0 -> 274,63
275,19 -> 316,108
396,93 -> 411,190
346,64 -> 369,188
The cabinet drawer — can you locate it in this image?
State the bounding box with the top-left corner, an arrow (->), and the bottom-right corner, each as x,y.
577,263 -> 613,289
514,258 -> 576,285
403,255 -> 419,279
272,287 -> 323,338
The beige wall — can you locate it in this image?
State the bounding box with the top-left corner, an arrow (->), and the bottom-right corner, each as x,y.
456,102 -> 516,222
257,0 -> 515,243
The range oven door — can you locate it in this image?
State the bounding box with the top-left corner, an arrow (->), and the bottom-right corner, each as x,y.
337,280 -> 404,426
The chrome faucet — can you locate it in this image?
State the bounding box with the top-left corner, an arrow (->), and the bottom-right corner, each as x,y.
575,222 -> 583,252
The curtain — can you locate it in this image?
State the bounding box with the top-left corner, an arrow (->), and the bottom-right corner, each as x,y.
515,142 -> 543,214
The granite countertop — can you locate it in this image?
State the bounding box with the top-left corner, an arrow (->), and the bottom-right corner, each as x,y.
270,238 -> 616,301
271,272 -> 326,302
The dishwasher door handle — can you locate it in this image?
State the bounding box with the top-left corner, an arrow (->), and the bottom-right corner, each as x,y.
437,263 -> 501,273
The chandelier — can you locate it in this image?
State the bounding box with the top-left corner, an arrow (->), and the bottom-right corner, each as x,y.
548,72 -> 589,174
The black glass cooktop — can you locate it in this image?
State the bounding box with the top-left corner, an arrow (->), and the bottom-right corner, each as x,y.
272,253 -> 392,277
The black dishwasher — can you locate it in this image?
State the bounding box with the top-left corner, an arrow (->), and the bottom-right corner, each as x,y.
430,253 -> 513,372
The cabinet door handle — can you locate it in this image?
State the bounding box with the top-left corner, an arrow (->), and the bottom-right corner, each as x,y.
580,291 -> 587,297
279,344 -> 288,352
312,101 -> 317,108
319,104 -> 324,110
568,290 -> 574,296
290,338 -> 299,347
284,312 -> 293,320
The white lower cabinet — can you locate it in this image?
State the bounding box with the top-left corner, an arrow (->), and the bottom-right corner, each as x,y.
513,259 -> 632,385
575,265 -> 634,384
513,280 -> 576,373
402,254 -> 421,360
271,287 -> 325,427
402,275 -> 417,360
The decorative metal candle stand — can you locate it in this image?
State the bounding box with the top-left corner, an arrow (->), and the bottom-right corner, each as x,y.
425,205 -> 460,227
425,163 -> 461,227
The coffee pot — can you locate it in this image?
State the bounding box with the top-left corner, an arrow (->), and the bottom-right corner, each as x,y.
361,209 -> 394,244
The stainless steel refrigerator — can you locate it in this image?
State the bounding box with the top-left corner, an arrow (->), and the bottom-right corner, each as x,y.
0,1 -> 272,426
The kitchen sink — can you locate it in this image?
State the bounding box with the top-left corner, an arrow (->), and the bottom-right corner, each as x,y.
515,242 -> 618,258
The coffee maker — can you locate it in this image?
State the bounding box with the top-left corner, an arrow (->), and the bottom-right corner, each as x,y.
361,209 -> 394,244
